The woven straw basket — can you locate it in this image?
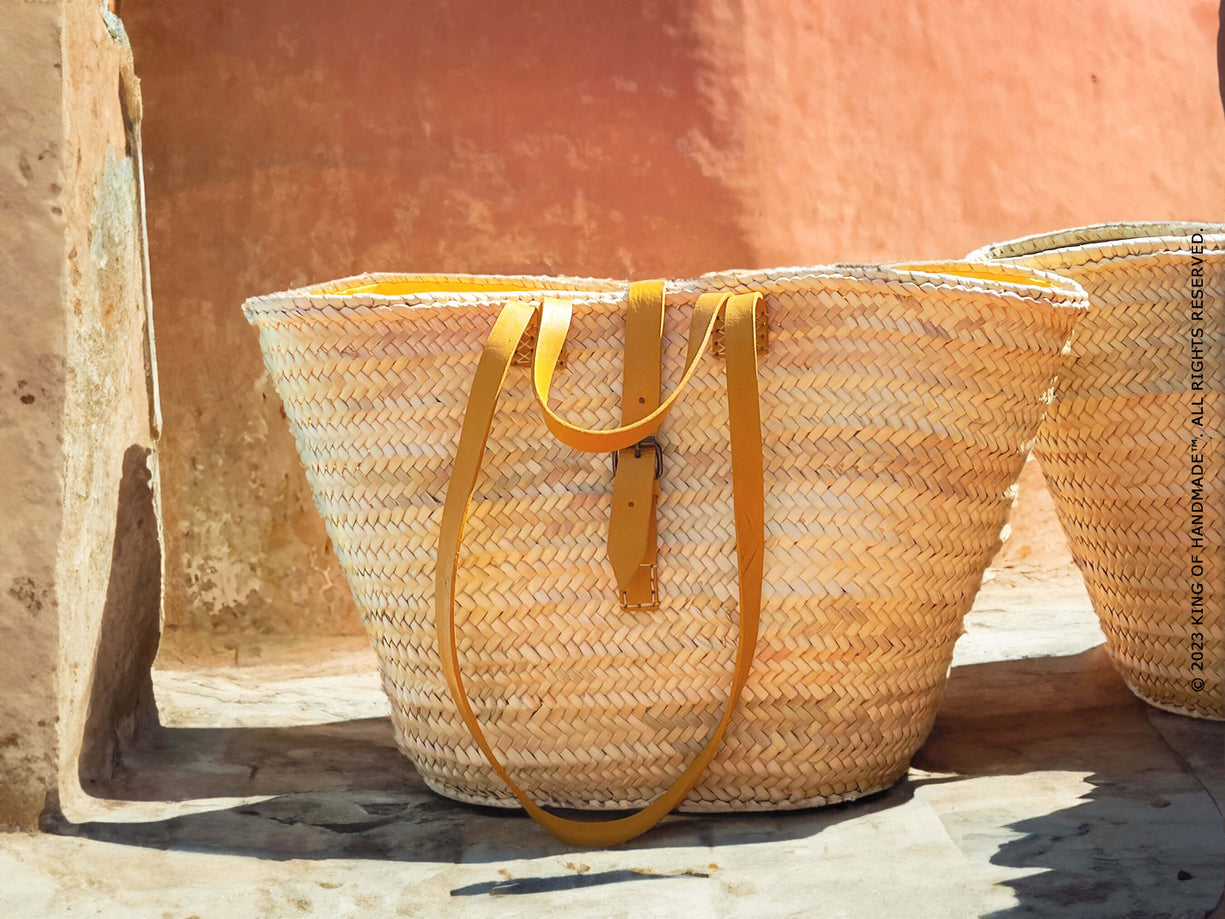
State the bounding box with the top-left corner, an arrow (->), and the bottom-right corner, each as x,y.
244,264 -> 1086,843
970,223 -> 1224,720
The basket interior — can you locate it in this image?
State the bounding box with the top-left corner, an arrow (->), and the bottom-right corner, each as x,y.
891,261 -> 1063,288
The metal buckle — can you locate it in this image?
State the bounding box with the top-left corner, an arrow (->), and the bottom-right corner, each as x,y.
611,435 -> 663,479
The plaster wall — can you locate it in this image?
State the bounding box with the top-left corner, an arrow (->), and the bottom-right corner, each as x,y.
121,1 -> 1225,645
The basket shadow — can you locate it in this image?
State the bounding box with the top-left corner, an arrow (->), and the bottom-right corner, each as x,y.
916,645 -> 1225,919
44,712 -> 940,865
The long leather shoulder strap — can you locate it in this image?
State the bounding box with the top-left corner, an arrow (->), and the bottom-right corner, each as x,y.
434,292 -> 764,846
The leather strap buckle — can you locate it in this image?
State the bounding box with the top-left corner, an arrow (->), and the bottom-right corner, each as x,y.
611,435 -> 663,479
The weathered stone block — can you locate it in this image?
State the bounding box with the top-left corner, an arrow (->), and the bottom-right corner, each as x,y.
0,0 -> 160,830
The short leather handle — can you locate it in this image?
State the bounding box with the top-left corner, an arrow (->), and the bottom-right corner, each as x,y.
434,289 -> 765,846
531,292 -> 731,453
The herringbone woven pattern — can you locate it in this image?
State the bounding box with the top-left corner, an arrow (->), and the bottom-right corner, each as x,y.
244,265 -> 1086,810
970,224 -> 1224,719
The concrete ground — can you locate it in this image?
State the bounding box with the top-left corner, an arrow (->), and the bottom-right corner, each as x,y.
2,564 -> 1223,918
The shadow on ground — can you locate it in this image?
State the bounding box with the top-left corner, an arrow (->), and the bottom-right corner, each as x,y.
46,711 -> 936,865
44,645 -> 1225,914
916,646 -> 1225,918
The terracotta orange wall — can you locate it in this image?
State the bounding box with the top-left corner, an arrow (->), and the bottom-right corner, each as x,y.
122,0 -> 1225,645
705,1 -> 1225,262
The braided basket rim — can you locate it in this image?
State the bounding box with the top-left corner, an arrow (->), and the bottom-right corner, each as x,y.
966,220 -> 1225,263
242,262 -> 1088,322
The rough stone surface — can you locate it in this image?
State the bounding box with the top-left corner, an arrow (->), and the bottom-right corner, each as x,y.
1,566 -> 1221,917
0,1 -> 160,829
121,0 -> 1225,644
0,0 -> 69,833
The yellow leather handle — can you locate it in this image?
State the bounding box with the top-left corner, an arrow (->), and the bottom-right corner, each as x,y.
434,289 -> 765,846
532,292 -> 731,453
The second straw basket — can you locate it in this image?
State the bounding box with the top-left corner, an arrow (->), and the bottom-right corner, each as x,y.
971,223 -> 1224,720
244,264 -> 1087,844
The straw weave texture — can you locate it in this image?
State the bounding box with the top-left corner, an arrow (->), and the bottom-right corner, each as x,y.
245,266 -> 1085,810
971,224 -> 1225,719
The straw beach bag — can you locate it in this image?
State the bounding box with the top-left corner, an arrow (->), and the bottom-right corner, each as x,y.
970,223 -> 1224,720
244,264 -> 1086,844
